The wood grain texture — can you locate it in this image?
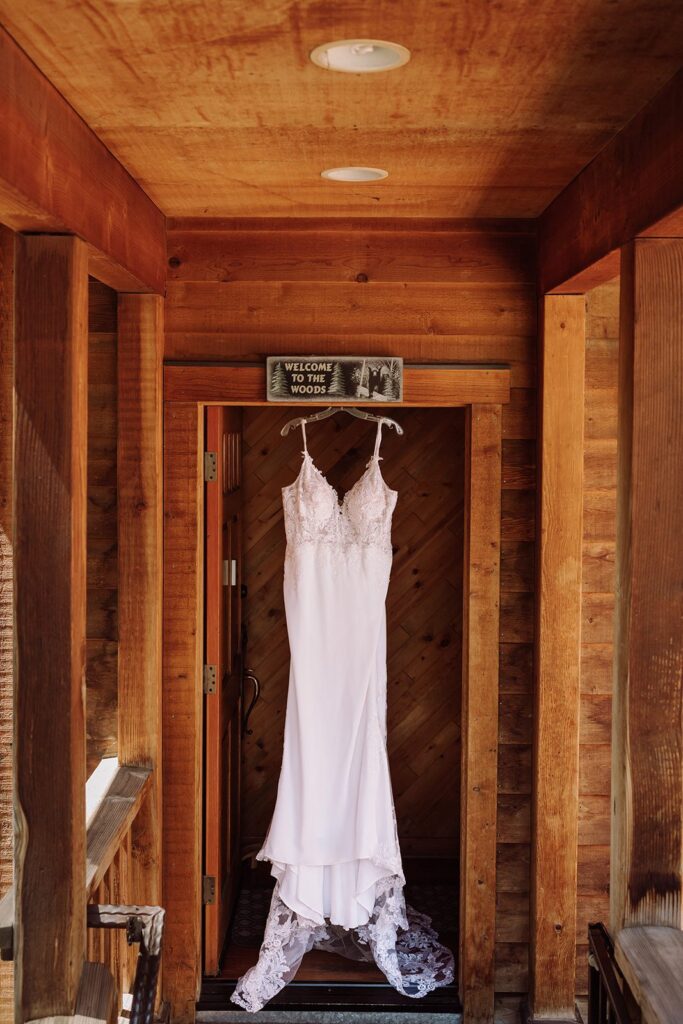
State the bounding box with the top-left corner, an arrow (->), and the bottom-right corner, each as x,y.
203,406 -> 244,974
2,3 -> 682,218
166,281 -> 535,336
530,295 -> 585,1019
460,405 -> 502,1024
576,280 -> 620,996
611,239 -> 683,932
168,225 -> 535,283
14,235 -> 89,1020
164,364 -> 510,406
73,961 -> 116,1024
87,283 -> 119,774
87,841 -> 142,1008
539,67 -> 683,293
615,926 -> 683,1024
0,225 -> 13,1024
241,407 -> 464,853
165,227 -> 536,403
163,224 -> 536,1008
86,765 -> 152,896
162,402 -> 203,1023
0,27 -> 165,293
117,294 -> 164,918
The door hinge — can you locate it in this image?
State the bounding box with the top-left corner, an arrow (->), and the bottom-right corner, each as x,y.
204,451 -> 217,482
203,875 -> 216,905
223,558 -> 238,586
203,664 -> 217,694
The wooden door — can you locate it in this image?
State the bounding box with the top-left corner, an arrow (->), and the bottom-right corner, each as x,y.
204,406 -> 244,975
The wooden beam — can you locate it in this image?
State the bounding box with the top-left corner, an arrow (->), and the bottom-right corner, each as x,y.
14,235 -> 89,1020
0,225 -> 14,1017
163,364 -> 511,406
539,68 -> 683,294
0,27 -> 166,294
460,404 -> 501,1024
611,239 -> 683,932
167,216 -> 536,233
162,402 -> 203,1022
529,295 -> 585,1020
117,295 -> 163,912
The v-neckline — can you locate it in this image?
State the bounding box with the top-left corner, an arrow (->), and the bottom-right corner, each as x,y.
303,452 -> 377,507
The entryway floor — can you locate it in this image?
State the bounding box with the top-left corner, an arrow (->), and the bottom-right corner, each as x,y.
219,859 -> 459,984
198,860 -> 461,1017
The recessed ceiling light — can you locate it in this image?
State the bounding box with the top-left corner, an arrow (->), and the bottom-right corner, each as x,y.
310,39 -> 410,73
321,166 -> 389,182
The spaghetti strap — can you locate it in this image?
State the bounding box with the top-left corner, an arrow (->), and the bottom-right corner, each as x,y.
300,421 -> 308,455
372,420 -> 383,461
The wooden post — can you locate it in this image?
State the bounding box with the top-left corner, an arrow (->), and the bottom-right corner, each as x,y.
0,225 -> 14,1024
529,294 -> 585,1021
611,238 -> 683,932
117,295 -> 163,916
14,235 -> 89,1021
162,402 -> 204,1022
460,404 -> 502,1024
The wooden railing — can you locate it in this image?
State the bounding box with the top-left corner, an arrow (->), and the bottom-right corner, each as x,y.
0,761 -> 163,1023
86,762 -> 153,1005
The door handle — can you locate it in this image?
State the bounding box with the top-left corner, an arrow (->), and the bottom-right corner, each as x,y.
242,668 -> 260,735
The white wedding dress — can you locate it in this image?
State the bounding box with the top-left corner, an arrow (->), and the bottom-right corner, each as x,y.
232,420 -> 454,1012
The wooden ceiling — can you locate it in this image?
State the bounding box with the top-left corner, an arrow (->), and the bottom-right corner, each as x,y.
0,1 -> 681,219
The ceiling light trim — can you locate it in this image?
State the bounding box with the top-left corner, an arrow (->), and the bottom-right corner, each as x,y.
321,166 -> 389,182
310,39 -> 411,74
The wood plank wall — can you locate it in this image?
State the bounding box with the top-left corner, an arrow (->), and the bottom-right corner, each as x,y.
576,280 -> 619,997
87,281 -> 119,773
165,220 -> 538,1011
241,407 -> 464,854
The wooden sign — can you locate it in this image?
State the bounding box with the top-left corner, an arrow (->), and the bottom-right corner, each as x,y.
266,356 -> 403,402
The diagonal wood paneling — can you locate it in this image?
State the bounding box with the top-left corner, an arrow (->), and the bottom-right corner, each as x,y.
241,407 -> 465,855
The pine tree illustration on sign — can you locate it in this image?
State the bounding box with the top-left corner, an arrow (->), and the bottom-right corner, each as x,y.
386,359 -> 402,399
329,362 -> 346,395
270,362 -> 289,397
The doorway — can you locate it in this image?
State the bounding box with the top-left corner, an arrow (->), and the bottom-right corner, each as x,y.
201,405 -> 465,1009
162,361 -> 506,1020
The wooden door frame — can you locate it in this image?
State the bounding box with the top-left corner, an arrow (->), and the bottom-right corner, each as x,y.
161,362 -> 508,1024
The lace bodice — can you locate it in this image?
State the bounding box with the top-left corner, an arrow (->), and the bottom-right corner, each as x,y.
282,421 -> 398,555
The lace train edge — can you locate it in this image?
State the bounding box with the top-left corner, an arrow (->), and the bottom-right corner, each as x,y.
230,875 -> 455,1013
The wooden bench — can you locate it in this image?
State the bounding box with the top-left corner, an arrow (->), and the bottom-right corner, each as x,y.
616,926 -> 683,1024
